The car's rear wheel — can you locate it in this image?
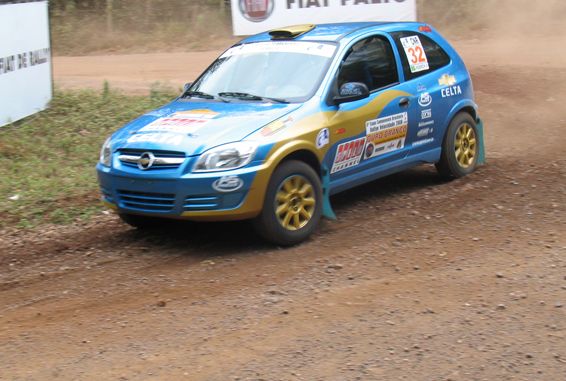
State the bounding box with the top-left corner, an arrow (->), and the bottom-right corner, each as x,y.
253,160 -> 322,246
118,213 -> 166,229
436,112 -> 479,179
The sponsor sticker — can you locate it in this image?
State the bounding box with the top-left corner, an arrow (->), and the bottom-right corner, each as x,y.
441,85 -> 463,98
212,176 -> 244,193
139,110 -> 219,134
364,112 -> 408,159
316,128 -> 330,149
127,133 -> 183,146
438,74 -> 461,98
413,138 -> 434,147
418,92 -> 432,107
438,74 -> 457,87
418,120 -> 435,128
421,109 -> 432,119
260,116 -> 294,137
331,137 -> 366,174
400,36 -> 429,73
417,127 -> 433,138
221,41 -> 336,59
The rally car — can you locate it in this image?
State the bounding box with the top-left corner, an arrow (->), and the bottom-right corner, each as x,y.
97,22 -> 484,245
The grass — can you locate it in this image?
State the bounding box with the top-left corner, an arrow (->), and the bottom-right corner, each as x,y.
0,86 -> 177,229
50,6 -> 236,56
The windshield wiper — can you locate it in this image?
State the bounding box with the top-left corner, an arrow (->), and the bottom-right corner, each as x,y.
217,92 -> 288,104
182,90 -> 229,103
182,91 -> 214,99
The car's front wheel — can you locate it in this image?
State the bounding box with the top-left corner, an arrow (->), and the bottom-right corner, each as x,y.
436,112 -> 479,179
253,160 -> 322,246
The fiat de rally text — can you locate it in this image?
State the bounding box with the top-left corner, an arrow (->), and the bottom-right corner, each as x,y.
97,22 -> 485,245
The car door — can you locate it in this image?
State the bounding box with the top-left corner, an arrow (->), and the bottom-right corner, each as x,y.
389,30 -> 453,153
325,34 -> 416,182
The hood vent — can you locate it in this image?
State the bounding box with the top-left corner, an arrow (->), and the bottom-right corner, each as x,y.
269,24 -> 316,40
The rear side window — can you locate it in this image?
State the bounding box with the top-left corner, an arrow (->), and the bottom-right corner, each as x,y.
391,31 -> 451,81
337,35 -> 399,92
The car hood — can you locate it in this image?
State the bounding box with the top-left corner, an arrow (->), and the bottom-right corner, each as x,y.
112,100 -> 301,155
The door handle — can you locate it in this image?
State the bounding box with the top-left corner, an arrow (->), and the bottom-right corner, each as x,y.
398,97 -> 410,107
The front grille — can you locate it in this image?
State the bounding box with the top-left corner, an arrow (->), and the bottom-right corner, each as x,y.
118,149 -> 186,170
184,195 -> 220,211
118,190 -> 175,212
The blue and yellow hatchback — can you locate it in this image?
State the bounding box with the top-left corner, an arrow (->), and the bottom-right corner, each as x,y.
97,22 -> 484,245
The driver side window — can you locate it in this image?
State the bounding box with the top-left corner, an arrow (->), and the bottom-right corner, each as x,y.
338,36 -> 399,92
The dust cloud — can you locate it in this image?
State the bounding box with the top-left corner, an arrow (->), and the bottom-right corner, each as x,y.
475,0 -> 566,37
421,0 -> 566,38
421,0 -> 566,70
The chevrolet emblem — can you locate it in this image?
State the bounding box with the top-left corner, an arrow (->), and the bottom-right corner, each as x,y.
137,152 -> 155,170
438,74 -> 457,87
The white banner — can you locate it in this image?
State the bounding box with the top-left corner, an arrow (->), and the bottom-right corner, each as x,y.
231,0 -> 416,36
0,1 -> 52,127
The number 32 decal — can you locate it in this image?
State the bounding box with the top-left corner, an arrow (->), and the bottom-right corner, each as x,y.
400,35 -> 430,73
408,46 -> 426,64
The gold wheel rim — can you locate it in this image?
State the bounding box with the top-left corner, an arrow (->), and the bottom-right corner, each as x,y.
275,175 -> 316,231
454,123 -> 477,168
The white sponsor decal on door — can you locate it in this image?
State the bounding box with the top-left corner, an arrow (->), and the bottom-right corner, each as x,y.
364,112 -> 408,159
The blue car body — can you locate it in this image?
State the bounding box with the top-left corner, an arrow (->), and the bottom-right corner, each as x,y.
97,22 -> 483,226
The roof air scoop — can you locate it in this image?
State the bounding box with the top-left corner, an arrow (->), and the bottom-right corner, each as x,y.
268,24 -> 316,39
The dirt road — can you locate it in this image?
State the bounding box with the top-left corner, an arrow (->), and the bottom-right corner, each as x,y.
53,51 -> 221,94
2,41 -> 566,380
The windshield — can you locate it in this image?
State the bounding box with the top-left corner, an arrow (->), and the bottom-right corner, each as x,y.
189,41 -> 337,102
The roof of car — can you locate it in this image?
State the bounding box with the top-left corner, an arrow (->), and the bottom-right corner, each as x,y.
240,22 -> 426,44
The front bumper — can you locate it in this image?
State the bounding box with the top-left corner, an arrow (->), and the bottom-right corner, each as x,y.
96,161 -> 269,221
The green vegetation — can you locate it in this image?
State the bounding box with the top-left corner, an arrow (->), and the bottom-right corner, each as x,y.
50,0 -> 234,55
0,87 -> 177,228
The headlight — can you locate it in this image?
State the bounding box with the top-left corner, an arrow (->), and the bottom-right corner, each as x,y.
99,137 -> 112,167
193,142 -> 258,172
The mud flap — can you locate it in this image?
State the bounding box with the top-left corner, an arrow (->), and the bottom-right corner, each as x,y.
476,117 -> 486,165
321,166 -> 337,220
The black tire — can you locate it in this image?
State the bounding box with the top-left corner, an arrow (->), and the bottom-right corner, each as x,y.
118,213 -> 167,229
436,112 -> 479,179
253,160 -> 322,246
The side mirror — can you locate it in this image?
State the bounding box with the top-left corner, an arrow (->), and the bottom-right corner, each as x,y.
333,82 -> 370,105
183,82 -> 193,92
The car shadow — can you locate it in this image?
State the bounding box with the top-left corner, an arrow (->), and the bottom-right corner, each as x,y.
117,164 -> 446,255
330,164 -> 444,212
